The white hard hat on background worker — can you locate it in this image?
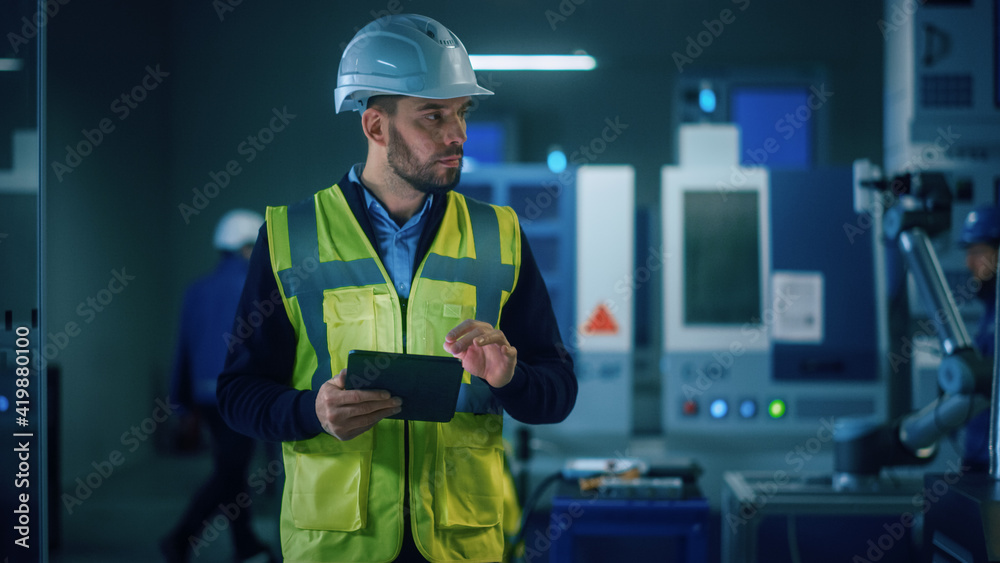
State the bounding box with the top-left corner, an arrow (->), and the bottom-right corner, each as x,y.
213,208 -> 264,252
333,13 -> 494,113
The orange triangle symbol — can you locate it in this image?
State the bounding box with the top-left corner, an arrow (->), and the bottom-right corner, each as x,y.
582,304 -> 619,335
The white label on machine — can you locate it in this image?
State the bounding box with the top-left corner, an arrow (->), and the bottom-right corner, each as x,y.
575,165 -> 635,353
771,271 -> 824,343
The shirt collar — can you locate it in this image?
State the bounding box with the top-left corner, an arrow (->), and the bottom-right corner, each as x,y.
351,164 -> 434,231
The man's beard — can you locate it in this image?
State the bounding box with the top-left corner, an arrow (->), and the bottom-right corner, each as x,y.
386,122 -> 462,196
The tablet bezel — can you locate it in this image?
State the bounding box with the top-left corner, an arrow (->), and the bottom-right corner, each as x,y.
344,350 -> 465,423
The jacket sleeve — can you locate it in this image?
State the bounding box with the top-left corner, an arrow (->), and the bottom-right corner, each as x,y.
169,289 -> 195,412
216,225 -> 326,442
490,228 -> 578,424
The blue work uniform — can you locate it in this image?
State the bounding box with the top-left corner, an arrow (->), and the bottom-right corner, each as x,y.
965,278 -> 995,470
163,252 -> 271,561
172,253 -> 251,407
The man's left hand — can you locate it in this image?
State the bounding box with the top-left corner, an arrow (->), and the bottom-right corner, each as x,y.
443,319 -> 517,388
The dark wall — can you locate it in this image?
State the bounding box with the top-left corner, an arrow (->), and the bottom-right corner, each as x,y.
47,1 -> 173,484
45,0 -> 885,486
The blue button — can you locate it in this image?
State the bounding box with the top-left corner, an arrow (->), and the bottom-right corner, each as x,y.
739,399 -> 757,418
709,399 -> 728,419
0,395 -> 8,413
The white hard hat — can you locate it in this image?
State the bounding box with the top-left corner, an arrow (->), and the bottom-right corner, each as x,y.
334,14 -> 494,113
214,209 -> 264,251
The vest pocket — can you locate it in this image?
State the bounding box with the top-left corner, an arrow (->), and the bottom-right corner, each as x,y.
290,431 -> 374,531
323,287 -> 377,360
433,415 -> 504,529
435,445 -> 504,528
414,298 -> 476,353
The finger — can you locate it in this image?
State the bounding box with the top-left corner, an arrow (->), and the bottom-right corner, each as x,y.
366,403 -> 404,422
336,401 -> 403,435
339,402 -> 401,440
325,395 -> 400,424
339,388 -> 395,405
471,330 -> 509,348
346,393 -> 402,415
445,325 -> 489,354
332,368 -> 398,402
445,319 -> 484,343
319,378 -> 393,405
505,344 -> 517,360
330,369 -> 347,389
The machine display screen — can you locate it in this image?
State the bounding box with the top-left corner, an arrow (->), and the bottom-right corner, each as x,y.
731,87 -> 812,170
683,190 -> 761,325
463,122 -> 506,163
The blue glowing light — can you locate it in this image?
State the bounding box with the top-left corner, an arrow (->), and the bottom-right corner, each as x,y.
739,399 -> 757,418
699,88 -> 717,113
0,395 -> 8,413
547,149 -> 567,173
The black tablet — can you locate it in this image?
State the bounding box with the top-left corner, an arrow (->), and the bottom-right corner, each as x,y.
345,350 -> 464,423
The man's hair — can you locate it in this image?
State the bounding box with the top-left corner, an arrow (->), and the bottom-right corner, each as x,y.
367,95 -> 401,116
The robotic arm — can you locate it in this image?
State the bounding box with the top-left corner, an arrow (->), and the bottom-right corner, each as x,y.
834,173 -> 994,488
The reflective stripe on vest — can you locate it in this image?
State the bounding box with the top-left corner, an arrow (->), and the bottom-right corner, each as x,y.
419,198 -> 513,416
419,199 -> 516,328
276,199 -> 386,391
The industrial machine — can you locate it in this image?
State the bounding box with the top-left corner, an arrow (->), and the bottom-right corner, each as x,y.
661,125 -> 887,440
456,163 -> 636,451
883,0 -> 1000,305
879,2 -> 1000,558
721,1 -> 1000,560
720,167 -> 1000,563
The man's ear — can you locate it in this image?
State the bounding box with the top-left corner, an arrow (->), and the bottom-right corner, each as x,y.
361,108 -> 388,147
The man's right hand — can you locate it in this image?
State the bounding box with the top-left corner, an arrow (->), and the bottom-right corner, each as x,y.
315,368 -> 402,441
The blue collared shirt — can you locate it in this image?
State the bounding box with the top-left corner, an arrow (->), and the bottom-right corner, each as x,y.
350,165 -> 433,299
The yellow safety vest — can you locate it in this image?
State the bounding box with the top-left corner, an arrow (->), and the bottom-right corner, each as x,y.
267,184 -> 521,563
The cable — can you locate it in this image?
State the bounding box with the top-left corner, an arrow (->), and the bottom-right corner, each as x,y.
509,470 -> 565,559
787,514 -> 803,563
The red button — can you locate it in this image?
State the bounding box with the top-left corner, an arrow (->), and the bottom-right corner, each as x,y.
682,400 -> 698,416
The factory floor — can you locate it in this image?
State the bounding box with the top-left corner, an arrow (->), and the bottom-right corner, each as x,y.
49,439 -> 934,563
50,449 -> 284,563
47,448 -> 559,563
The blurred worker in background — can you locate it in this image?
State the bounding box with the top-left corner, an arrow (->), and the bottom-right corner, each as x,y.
958,204 -> 1000,471
216,13 -> 576,563
161,209 -> 277,563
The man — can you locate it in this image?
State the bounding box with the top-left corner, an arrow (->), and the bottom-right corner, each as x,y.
957,204 -> 1000,470
162,209 -> 276,563
217,14 -> 577,563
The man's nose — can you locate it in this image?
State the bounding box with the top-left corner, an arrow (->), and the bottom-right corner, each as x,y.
442,118 -> 466,145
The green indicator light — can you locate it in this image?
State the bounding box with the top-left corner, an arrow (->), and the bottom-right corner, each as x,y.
768,399 -> 787,419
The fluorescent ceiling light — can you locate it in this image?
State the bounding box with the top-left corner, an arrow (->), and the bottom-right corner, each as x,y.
0,58 -> 24,71
469,54 -> 596,71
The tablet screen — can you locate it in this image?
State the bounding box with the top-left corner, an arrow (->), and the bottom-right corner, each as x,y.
345,350 -> 465,423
